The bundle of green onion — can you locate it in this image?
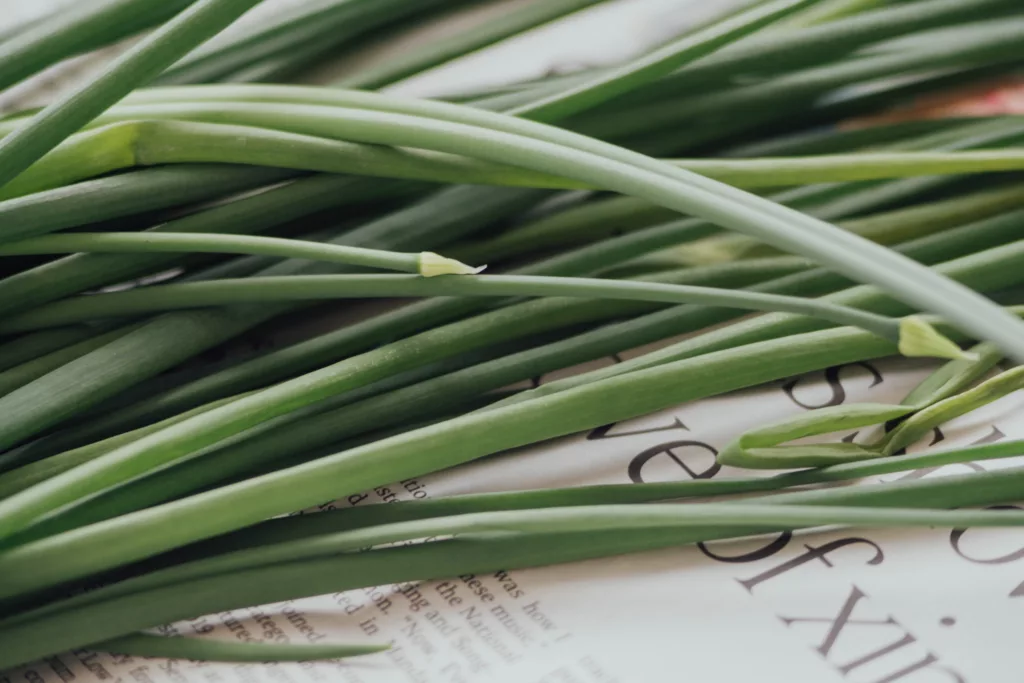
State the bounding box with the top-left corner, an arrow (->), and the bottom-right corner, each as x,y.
1,0 -> 1024,670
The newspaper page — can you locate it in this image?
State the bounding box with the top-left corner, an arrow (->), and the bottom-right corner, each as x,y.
0,1 -> 1022,681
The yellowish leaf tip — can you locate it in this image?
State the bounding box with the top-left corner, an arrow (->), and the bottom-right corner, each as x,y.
418,252 -> 486,277
898,316 -> 977,361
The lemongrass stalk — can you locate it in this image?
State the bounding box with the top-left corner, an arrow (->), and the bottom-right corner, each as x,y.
0,165 -> 297,243
98,633 -> 387,661
0,0 -> 266,191
4,466 -> 1024,666
507,0 -> 824,122
0,232 -> 475,277
0,274 -> 914,342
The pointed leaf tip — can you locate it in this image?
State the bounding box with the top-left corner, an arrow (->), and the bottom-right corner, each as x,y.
898,316 -> 974,361
418,252 -> 486,277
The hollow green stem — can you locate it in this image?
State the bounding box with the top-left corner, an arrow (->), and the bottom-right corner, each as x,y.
0,232 -> 473,277
0,0 -> 194,92
0,165 -> 298,243
508,0 -> 824,122
77,91 -> 1024,361
0,174 -> 415,317
4,464 -> 1024,666
0,0 -> 265,190
97,633 -> 388,661
0,321 -> 944,596
0,273 -> 910,344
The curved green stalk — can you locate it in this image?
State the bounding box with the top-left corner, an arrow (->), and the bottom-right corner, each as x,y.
73,91 -> 1024,361
0,273 -> 915,343
0,165 -> 298,244
19,117 -> 1024,205
671,149 -> 1024,187
4,464 -> 1024,666
0,0 -> 265,191
663,183 -> 1024,269
97,633 -> 388,661
490,235 -> 1024,409
780,0 -> 883,27
0,391 -> 253,500
561,0 -> 1024,104
0,119 -> 576,200
22,257 -> 798,463
507,0 -> 824,122
0,325 -> 144,400
16,173 -> 1024,465
0,259 -> 804,503
43,222 -> 1019,529
0,322 -> 943,597
74,213 -> 1024,499
0,174 -> 415,317
157,0 -> 470,85
0,183 -> 530,453
457,180 -> 1024,266
717,343 -> 1007,469
181,438 -> 1024,554
0,232 -> 475,277
0,0 -> 194,91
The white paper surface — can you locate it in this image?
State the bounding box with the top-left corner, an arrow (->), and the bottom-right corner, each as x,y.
1,1 -> 1022,681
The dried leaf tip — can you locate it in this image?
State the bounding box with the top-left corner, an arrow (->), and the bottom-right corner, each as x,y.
898,316 -> 979,361
418,252 -> 486,277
